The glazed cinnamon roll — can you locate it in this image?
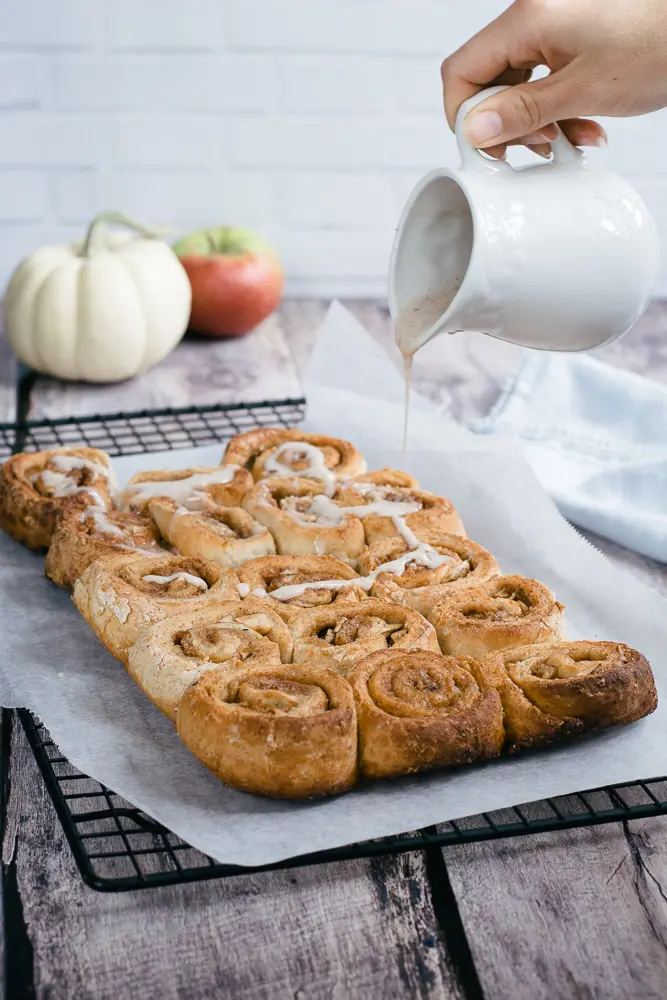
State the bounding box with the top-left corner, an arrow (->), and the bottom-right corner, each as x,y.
334,480 -> 465,544
242,477 -> 365,561
45,505 -> 165,591
349,649 -> 504,779
177,664 -> 358,798
222,427 -> 366,486
290,599 -> 439,675
118,465 -> 253,514
73,553 -> 238,663
237,554 -> 368,621
429,575 -> 564,659
148,498 -> 275,570
480,641 -> 658,752
359,530 -> 500,616
127,598 -> 293,722
0,448 -> 114,550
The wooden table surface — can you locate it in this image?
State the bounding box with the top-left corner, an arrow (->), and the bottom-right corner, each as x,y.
2,301 -> 667,1000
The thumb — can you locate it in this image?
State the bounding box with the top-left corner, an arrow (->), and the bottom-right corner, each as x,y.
463,73 -> 583,148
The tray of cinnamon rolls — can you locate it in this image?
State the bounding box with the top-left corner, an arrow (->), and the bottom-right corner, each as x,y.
0,427 -> 658,801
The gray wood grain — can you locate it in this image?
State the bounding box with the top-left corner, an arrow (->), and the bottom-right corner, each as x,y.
3,717 -> 461,1000
445,819 -> 667,1000
27,313 -> 302,419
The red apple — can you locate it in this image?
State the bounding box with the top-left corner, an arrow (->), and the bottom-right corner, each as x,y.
173,226 -> 284,337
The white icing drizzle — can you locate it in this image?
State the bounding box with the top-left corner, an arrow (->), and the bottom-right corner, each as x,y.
32,468 -> 108,507
49,454 -> 110,479
87,509 -> 125,537
281,488 -> 421,528
82,508 -> 160,557
119,467 -> 240,510
264,442 -> 337,494
142,572 -> 208,590
265,519 -> 454,602
236,582 -> 251,598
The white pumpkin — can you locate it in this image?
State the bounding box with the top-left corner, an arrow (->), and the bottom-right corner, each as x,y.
4,212 -> 192,383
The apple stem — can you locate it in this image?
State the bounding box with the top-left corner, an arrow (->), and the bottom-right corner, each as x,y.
80,211 -> 173,257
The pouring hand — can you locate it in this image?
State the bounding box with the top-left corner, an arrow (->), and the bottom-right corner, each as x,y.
441,0 -> 667,159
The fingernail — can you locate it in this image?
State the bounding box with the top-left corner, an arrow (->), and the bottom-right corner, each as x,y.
594,135 -> 608,148
465,110 -> 503,146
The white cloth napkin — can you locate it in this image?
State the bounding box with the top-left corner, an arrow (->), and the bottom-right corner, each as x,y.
471,351 -> 667,563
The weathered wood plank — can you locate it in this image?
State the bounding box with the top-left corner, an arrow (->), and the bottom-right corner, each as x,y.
4,717 -> 463,1000
27,313 -> 302,419
444,819 -> 667,1000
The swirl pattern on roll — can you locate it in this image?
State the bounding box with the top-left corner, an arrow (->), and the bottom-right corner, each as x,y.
177,664 -> 358,798
359,529 -> 500,616
45,505 -> 166,591
73,553 -> 239,663
349,649 -> 504,778
128,598 -> 293,721
118,465 -> 253,514
290,599 -> 439,675
149,498 -> 276,570
237,554 -> 368,619
429,575 -> 565,659
0,447 -> 114,550
243,477 -> 365,560
223,428 -> 366,485
334,480 -> 465,543
480,641 -> 659,751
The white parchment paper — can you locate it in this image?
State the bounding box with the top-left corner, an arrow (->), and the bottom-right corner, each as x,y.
0,302 -> 664,867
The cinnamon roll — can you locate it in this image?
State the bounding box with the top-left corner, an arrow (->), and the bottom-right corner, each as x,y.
45,505 -> 165,591
222,427 -> 366,486
480,641 -> 658,752
290,599 -> 439,675
359,530 -> 500,616
0,448 -> 114,550
334,480 -> 465,544
148,498 -> 275,570
118,465 -> 253,514
242,477 -> 365,561
127,598 -> 293,722
429,575 -> 565,659
177,664 -> 358,798
73,553 -> 238,663
349,649 -> 504,779
237,554 -> 368,621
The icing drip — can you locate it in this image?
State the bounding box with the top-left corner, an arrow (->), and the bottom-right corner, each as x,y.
142,572 -> 208,590
265,482 -> 456,601
236,582 -> 251,598
119,467 -> 240,510
263,442 -> 337,494
265,525 -> 453,602
49,454 -> 110,478
83,508 -> 159,556
281,490 -> 422,528
32,468 -> 108,506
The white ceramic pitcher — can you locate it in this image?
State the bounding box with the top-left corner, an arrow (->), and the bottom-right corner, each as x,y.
388,86 -> 659,353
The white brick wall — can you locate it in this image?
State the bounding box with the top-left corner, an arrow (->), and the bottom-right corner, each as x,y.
0,0 -> 666,298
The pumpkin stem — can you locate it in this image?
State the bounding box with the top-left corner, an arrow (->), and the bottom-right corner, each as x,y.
80,211 -> 173,256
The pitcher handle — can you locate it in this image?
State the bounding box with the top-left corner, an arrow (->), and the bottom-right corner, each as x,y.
456,84 -> 583,173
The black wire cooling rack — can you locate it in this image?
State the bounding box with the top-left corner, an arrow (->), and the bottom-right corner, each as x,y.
3,399 -> 667,893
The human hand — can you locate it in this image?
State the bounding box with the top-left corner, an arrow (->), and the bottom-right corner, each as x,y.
441,0 -> 667,158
